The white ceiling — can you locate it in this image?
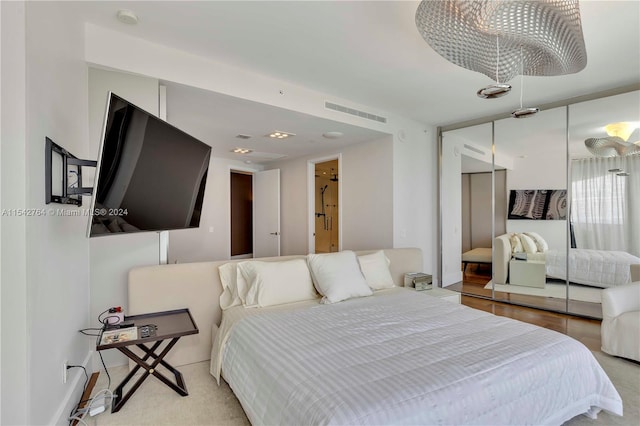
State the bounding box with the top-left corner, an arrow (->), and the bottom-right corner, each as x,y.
164,81 -> 389,164
68,1 -> 640,162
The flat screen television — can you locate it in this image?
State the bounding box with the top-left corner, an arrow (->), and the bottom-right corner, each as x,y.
88,92 -> 211,237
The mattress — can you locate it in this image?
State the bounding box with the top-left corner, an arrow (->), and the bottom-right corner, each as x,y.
545,248 -> 640,288
211,288 -> 622,425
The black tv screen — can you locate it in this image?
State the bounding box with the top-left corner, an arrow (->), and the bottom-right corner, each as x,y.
88,92 -> 211,237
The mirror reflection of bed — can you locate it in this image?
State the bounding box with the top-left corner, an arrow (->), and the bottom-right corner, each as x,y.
493,232 -> 639,318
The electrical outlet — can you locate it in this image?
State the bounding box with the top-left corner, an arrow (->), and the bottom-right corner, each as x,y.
63,361 -> 68,384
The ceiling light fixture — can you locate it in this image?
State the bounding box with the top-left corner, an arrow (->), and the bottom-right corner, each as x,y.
477,37 -> 511,99
322,131 -> 344,139
512,46 -> 539,118
267,131 -> 295,139
585,122 -> 640,157
604,122 -> 636,142
231,148 -> 253,154
584,137 -> 640,157
415,1 -> 587,96
116,9 -> 139,25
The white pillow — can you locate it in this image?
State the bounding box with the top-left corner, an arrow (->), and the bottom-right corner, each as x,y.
218,262 -> 242,310
238,259 -> 317,308
358,250 -> 395,290
524,232 -> 549,252
518,233 -> 538,254
509,233 -> 524,254
307,251 -> 373,304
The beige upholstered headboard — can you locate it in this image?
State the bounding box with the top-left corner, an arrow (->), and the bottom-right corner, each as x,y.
128,248 -> 423,367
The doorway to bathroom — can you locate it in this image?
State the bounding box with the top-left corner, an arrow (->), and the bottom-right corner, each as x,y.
313,159 -> 340,253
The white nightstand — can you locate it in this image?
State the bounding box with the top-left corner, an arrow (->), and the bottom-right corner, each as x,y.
509,259 -> 546,288
418,287 -> 461,304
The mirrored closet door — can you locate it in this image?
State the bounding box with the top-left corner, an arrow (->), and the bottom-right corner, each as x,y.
439,88 -> 640,320
494,107 -> 568,312
567,91 -> 640,317
441,123 -> 493,295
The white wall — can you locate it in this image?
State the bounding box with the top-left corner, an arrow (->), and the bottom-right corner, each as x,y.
84,24 -> 436,277
341,137 -> 395,251
87,68 -> 162,367
169,158 -> 264,263
440,137 -> 463,286
1,3 -> 95,424
269,136 -> 394,256
1,2 -> 29,424
392,125 -> 437,279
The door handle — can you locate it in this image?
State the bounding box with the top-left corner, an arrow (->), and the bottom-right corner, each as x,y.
270,232 -> 280,235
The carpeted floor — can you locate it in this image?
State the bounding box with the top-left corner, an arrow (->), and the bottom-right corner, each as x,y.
89,351 -> 639,426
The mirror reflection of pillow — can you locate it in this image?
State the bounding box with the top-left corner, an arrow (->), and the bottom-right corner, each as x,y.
509,233 -> 524,253
524,231 -> 549,252
518,233 -> 538,254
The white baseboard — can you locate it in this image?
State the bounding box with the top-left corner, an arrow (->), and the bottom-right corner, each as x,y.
51,350 -> 93,426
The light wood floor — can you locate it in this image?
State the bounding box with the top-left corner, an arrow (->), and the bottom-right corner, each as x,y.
456,265 -> 602,352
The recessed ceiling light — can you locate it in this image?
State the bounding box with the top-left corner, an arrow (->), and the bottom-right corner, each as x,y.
231,148 -> 253,154
266,131 -> 295,139
322,131 -> 343,139
117,9 -> 139,25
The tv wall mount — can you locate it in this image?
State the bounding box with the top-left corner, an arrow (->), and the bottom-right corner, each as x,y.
45,137 -> 97,206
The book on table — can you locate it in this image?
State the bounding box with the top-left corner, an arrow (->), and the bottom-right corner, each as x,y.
100,327 -> 138,345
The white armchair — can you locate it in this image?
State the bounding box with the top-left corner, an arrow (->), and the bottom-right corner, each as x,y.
601,264 -> 640,361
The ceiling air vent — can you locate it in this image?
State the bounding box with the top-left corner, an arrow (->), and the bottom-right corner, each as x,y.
464,144 -> 485,155
325,101 -> 387,124
235,134 -> 252,139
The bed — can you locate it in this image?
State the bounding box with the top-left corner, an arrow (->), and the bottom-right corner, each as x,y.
494,233 -> 640,287
211,250 -> 622,425
211,287 -> 621,425
128,248 -> 622,425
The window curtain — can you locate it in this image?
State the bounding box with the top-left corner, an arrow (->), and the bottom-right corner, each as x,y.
571,155 -> 640,257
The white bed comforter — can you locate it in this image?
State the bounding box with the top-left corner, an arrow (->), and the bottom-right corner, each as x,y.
212,288 -> 622,425
544,249 -> 640,288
